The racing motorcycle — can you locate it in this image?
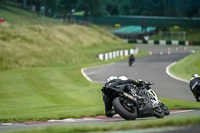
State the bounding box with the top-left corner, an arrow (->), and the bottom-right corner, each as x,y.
102,82 -> 169,120
147,84 -> 170,116
128,54 -> 135,67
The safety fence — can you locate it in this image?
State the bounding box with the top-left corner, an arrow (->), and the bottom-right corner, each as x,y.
98,47 -> 139,61
128,40 -> 190,46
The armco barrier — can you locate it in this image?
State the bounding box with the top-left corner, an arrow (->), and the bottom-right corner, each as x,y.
128,39 -> 190,46
98,47 -> 139,61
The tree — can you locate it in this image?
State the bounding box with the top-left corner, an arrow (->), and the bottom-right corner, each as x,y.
105,0 -> 120,15
58,0 -> 78,22
0,0 -> 6,7
77,0 -> 107,21
23,0 -> 27,8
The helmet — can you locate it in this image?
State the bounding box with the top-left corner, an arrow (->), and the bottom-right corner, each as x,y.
106,75 -> 118,83
192,74 -> 199,78
119,76 -> 128,81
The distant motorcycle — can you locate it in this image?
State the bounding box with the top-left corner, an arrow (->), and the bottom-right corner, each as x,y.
102,82 -> 169,120
129,54 -> 135,67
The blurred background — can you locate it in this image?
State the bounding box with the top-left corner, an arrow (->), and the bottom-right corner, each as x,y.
1,0 -> 200,42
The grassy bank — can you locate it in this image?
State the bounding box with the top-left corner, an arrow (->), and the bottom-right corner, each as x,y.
169,49 -> 200,80
0,6 -> 139,122
0,6 -> 63,26
0,22 -> 130,69
0,23 -> 136,122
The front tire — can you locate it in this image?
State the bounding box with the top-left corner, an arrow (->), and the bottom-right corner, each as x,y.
160,102 -> 170,115
153,106 -> 165,118
112,97 -> 137,120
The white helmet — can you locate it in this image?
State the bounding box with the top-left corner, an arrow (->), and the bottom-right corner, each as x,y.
192,74 -> 199,78
106,75 -> 118,83
119,76 -> 128,81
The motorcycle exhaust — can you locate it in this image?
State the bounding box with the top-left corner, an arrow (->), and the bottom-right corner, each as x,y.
123,92 -> 140,109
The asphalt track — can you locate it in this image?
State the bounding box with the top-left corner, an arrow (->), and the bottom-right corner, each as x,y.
1,45 -> 200,133
83,44 -> 196,101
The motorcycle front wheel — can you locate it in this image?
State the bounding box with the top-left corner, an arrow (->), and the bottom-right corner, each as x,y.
112,97 -> 137,120
160,102 -> 170,115
129,61 -> 133,67
153,106 -> 165,118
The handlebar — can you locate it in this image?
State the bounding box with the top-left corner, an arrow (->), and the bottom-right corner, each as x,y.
139,82 -> 154,90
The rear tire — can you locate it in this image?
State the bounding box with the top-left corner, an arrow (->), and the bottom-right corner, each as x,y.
112,97 -> 137,120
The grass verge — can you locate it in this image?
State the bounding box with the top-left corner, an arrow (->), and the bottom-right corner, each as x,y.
0,49 -> 147,123
169,49 -> 200,80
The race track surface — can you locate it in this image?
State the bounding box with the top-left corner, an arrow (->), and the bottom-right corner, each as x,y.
83,45 -> 195,101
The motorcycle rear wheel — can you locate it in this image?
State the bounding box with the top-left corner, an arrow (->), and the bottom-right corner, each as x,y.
113,97 -> 137,120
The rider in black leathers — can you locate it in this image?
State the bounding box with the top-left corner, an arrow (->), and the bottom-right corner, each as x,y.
189,74 -> 200,102
101,76 -> 146,117
129,54 -> 135,67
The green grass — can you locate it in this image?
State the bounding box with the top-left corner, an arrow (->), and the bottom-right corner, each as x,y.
160,98 -> 200,109
0,6 -> 200,126
4,96 -> 200,132
0,23 -> 130,69
150,27 -> 200,41
0,50 -> 147,123
170,27 -> 200,42
169,49 -> 200,80
0,6 -> 140,123
73,11 -> 84,15
0,6 -> 64,26
0,66 -> 103,122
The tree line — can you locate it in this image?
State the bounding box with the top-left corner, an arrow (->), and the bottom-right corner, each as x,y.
1,0 -> 200,19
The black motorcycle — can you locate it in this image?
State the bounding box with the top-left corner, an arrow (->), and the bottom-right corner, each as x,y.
129,54 -> 135,67
102,83 -> 169,120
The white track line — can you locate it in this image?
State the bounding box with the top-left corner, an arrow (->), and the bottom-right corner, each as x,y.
165,49 -> 196,83
166,62 -> 189,83
81,68 -> 93,82
81,62 -> 116,82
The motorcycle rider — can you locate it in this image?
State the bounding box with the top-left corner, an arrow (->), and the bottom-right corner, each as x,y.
189,74 -> 200,102
101,75 -> 147,117
129,54 -> 135,67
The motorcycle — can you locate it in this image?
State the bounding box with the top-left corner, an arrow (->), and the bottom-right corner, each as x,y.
128,55 -> 135,67
102,82 -> 169,120
145,83 -> 170,116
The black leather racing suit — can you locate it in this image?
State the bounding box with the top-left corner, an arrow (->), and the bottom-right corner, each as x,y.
189,77 -> 200,102
101,79 -> 142,117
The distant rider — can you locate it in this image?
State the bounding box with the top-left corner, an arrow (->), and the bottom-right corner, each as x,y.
101,75 -> 147,117
129,54 -> 135,66
189,74 -> 200,102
